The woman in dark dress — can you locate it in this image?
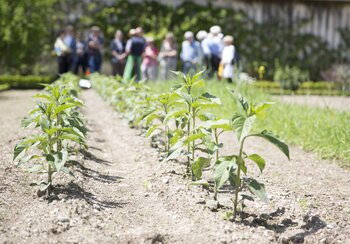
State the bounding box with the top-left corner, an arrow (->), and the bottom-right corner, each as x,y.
110,30 -> 126,76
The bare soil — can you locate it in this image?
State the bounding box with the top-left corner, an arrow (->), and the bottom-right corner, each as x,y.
0,89 -> 349,243
275,95 -> 350,112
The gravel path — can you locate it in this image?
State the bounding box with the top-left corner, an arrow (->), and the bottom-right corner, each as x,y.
275,95 -> 350,112
0,89 -> 349,243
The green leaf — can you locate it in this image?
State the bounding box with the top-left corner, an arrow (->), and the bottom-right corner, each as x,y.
54,103 -> 76,115
145,125 -> 161,138
247,179 -> 268,202
253,130 -> 290,160
191,157 -> 211,180
40,117 -> 50,130
204,119 -> 231,130
240,115 -> 256,143
33,93 -> 54,102
213,158 -> 236,189
184,133 -> 206,143
190,179 -> 209,187
247,154 -> 266,173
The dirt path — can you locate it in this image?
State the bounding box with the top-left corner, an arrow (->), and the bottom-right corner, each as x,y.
0,89 -> 349,243
274,95 -> 350,112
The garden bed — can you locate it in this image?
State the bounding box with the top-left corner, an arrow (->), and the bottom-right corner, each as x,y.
0,89 -> 349,243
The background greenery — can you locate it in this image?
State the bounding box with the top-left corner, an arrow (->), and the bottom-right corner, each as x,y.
1,0 -> 349,80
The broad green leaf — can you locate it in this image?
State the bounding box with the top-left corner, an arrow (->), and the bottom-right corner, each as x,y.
40,117 -> 50,130
248,154 -> 266,173
214,159 -> 236,189
253,130 -> 290,159
191,70 -> 205,84
240,115 -> 256,143
33,93 -> 54,102
192,157 -> 211,180
184,133 -> 206,143
176,91 -> 193,104
247,179 -> 268,202
204,119 -> 231,130
54,104 -> 76,115
145,125 -> 161,138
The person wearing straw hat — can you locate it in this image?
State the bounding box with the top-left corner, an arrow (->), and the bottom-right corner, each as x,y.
123,27 -> 146,82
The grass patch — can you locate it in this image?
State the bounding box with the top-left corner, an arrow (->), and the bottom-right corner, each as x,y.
148,79 -> 350,167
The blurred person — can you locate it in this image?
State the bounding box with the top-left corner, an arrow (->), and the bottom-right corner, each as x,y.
158,32 -> 177,80
123,27 -> 146,82
141,37 -> 158,81
64,25 -> 77,73
54,29 -> 70,74
195,30 -> 207,67
74,33 -> 87,75
180,31 -> 201,75
208,25 -> 223,78
110,30 -> 126,76
196,30 -> 210,70
87,26 -> 103,73
220,35 -> 235,83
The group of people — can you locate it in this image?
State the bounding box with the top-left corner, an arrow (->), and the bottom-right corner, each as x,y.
54,25 -> 238,82
54,26 -> 104,75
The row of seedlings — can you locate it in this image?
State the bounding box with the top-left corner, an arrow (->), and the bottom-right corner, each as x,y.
91,71 -> 289,219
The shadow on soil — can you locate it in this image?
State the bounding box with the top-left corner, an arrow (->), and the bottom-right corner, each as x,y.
55,182 -> 126,209
240,208 -> 326,242
68,160 -> 124,184
80,149 -> 112,165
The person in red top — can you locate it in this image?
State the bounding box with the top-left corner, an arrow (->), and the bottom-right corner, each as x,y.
141,37 -> 158,81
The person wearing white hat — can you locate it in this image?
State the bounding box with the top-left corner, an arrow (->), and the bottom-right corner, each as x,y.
221,35 -> 236,83
180,31 -> 201,75
208,25 -> 224,78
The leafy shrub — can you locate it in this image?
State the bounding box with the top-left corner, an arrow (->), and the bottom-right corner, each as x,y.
0,75 -> 53,89
274,66 -> 309,91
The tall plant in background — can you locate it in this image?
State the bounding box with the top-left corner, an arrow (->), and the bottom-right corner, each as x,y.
214,90 -> 289,218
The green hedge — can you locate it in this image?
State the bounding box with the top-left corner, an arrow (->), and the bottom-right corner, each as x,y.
253,81 -> 347,95
0,75 -> 53,89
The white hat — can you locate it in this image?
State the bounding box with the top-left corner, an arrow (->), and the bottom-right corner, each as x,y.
223,35 -> 234,43
196,30 -> 207,41
210,25 -> 222,35
184,31 -> 194,39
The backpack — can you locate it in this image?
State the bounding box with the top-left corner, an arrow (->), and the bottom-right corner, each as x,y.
231,48 -> 240,65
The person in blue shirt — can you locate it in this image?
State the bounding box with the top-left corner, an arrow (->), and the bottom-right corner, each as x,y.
87,26 -> 104,73
180,31 -> 201,75
63,25 -> 77,73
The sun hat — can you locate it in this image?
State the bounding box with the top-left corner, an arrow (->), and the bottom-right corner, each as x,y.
210,25 -> 222,35
196,30 -> 207,41
184,31 -> 194,39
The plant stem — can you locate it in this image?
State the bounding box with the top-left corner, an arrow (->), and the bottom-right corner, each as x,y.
186,109 -> 191,173
214,129 -> 219,200
233,139 -> 244,218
